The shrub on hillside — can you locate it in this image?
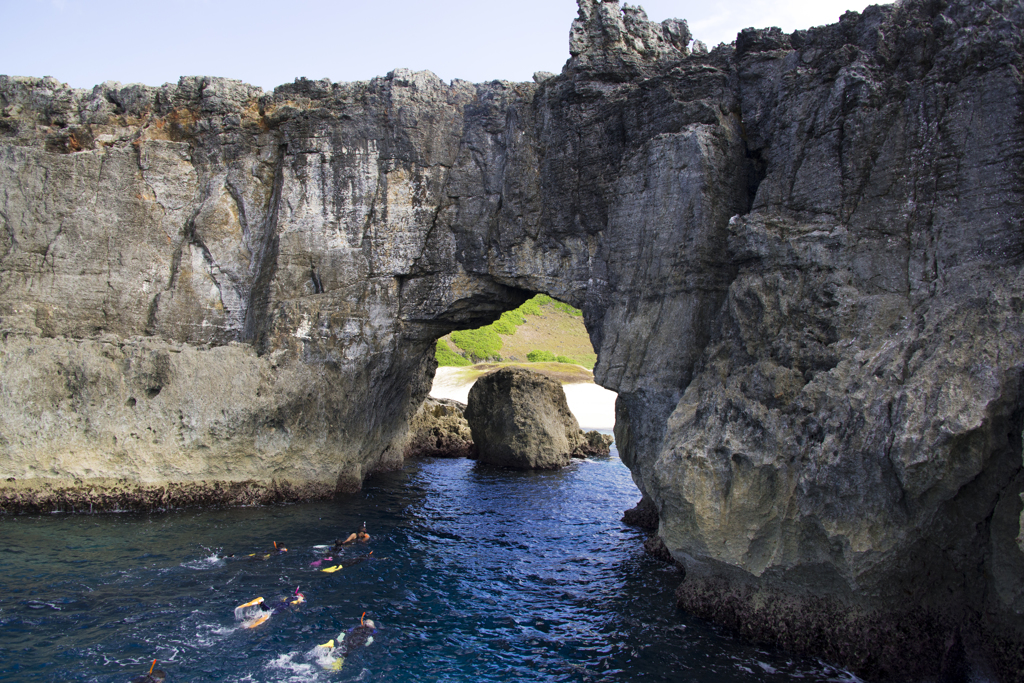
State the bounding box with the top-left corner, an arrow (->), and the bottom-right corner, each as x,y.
518,293 -> 583,318
492,309 -> 526,335
436,339 -> 471,367
527,349 -> 584,365
518,296 -> 544,316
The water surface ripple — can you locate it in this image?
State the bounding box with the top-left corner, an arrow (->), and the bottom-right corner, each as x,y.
0,451 -> 860,682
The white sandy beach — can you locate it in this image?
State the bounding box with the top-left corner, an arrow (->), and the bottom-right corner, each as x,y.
429,366 -> 617,430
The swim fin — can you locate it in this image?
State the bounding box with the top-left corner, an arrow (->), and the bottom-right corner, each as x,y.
321,564 -> 343,573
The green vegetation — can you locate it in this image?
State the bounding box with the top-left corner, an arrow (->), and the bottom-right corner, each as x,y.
449,327 -> 503,361
435,339 -> 471,367
437,294 -> 595,369
531,293 -> 583,317
528,350 -> 581,365
491,309 -> 527,335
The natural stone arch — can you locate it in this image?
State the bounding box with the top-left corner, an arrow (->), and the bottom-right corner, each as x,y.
2,1 -> 1024,679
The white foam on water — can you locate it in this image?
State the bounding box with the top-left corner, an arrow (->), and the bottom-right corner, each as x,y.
194,622 -> 237,647
181,554 -> 223,570
265,652 -> 319,682
234,601 -> 266,623
308,644 -> 344,671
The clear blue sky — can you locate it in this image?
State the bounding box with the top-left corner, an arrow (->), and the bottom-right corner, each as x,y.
1,0 -> 879,91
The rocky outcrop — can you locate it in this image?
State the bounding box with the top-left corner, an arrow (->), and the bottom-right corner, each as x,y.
463,367 -> 584,469
574,430 -> 613,457
622,495 -> 659,530
404,397 -> 474,459
1,0 -> 1023,678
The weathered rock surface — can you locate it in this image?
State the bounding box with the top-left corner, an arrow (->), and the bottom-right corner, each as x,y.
464,367 -> 584,469
622,495 -> 659,530
1,0 -> 1023,678
575,430 -> 614,457
404,397 -> 474,459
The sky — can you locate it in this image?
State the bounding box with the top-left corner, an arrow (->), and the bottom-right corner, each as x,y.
1,0 -> 883,92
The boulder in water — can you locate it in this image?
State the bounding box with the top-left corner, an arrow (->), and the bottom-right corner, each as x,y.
572,430 -> 613,458
404,397 -> 474,459
464,367 -> 584,470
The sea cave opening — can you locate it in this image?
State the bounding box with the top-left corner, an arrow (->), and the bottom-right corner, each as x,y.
426,292 -> 617,433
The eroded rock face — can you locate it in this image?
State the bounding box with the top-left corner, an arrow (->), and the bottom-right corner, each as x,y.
1,0 -> 1023,678
575,430 -> 613,457
464,367 -> 583,469
404,397 -> 474,459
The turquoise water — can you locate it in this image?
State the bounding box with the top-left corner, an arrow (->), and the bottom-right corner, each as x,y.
0,451 -> 860,682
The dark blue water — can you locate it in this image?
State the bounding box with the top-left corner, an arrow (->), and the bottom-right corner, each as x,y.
0,450 -> 861,682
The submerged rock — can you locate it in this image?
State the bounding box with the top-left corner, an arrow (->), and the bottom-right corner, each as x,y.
463,367 -> 584,470
404,397 -> 474,459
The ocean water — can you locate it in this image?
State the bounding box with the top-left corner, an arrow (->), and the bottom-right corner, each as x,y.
0,449 -> 861,683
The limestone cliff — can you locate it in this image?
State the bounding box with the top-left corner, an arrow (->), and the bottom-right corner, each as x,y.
1,0 -> 1022,679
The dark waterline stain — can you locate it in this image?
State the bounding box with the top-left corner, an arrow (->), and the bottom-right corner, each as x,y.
0,451 -> 861,682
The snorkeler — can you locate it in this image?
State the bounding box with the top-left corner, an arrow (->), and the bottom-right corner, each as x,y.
129,659 -> 166,683
273,586 -> 305,611
248,541 -> 288,560
334,524 -> 370,549
312,612 -> 378,670
319,550 -> 374,574
345,550 -> 373,568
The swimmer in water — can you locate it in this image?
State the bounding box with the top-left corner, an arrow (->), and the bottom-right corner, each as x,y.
273,586 -> 305,611
313,613 -> 377,670
248,541 -> 288,560
129,659 -> 166,683
335,524 -> 370,549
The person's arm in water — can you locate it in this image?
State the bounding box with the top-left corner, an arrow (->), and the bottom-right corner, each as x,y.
341,533 -> 358,544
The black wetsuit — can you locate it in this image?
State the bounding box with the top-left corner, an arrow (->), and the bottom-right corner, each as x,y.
340,624 -> 376,655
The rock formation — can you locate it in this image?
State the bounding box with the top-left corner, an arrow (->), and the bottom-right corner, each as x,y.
1,0 -> 1022,678
575,430 -> 613,457
404,397 -> 474,459
463,367 -> 584,469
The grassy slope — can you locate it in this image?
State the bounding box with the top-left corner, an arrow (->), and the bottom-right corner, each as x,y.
498,308 -> 595,367
438,299 -> 596,370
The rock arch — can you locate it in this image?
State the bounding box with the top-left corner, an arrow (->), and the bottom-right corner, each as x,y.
1,0 -> 1023,679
